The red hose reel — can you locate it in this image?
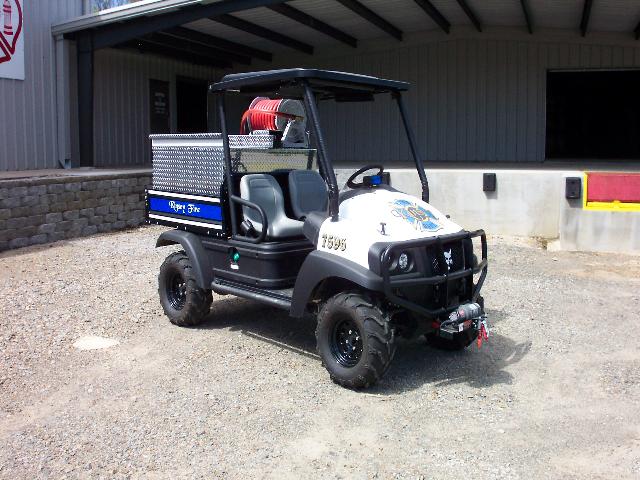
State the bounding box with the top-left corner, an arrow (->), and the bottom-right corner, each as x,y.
240,97 -> 305,135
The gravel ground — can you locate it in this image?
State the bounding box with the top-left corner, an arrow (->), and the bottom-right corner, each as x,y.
1,226 -> 639,479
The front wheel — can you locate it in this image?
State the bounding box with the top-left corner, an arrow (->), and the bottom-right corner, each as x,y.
316,292 -> 396,389
158,251 -> 212,327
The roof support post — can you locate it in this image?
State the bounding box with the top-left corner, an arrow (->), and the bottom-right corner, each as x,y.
77,32 -> 94,168
520,0 -> 533,34
635,20 -> 640,40
217,93 -> 239,237
580,0 -> 593,37
302,82 -> 339,220
414,0 -> 450,34
393,92 -> 429,203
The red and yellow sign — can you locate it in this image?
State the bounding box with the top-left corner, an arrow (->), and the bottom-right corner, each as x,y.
583,172 -> 640,212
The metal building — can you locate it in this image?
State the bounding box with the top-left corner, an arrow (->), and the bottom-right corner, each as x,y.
0,1 -> 639,253
0,1 -> 638,171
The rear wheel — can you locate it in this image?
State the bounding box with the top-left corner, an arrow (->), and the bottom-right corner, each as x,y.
316,292 -> 395,389
158,251 -> 212,327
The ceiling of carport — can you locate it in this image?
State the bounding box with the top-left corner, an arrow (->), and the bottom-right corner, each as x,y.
180,0 -> 640,56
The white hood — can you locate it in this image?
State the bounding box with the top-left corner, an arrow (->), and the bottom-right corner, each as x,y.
317,189 -> 463,269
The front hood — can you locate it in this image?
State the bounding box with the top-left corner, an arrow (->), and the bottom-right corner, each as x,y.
339,189 -> 462,240
316,189 -> 463,269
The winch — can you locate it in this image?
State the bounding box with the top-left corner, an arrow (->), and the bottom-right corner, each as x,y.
438,302 -> 489,345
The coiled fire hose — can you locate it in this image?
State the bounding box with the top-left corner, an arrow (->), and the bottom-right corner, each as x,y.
240,98 -> 304,134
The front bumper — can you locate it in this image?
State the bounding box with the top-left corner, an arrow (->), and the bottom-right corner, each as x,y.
378,230 -> 488,318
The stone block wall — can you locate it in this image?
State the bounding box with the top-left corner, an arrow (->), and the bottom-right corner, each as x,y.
0,172 -> 152,252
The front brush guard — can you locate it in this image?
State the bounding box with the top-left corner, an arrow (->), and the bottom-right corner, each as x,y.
380,230 -> 488,318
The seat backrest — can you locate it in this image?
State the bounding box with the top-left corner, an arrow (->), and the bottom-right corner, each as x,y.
288,170 -> 328,219
240,173 -> 303,238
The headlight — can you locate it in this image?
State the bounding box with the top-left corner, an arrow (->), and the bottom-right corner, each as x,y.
380,250 -> 414,274
398,252 -> 409,271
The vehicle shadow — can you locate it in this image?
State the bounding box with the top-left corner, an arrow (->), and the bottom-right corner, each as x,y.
373,309 -> 531,394
196,298 -> 530,394
195,296 -> 319,360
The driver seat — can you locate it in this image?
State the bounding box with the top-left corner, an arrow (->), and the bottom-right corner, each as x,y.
240,174 -> 303,239
288,170 -> 328,219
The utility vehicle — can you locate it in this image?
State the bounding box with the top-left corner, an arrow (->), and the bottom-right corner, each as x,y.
147,69 -> 488,389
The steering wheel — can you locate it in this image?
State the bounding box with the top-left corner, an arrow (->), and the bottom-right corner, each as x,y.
346,164 -> 385,189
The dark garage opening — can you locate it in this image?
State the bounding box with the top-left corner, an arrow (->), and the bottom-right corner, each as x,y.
176,77 -> 208,134
546,70 -> 640,160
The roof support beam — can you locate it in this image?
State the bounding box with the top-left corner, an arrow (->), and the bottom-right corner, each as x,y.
163,26 -> 273,62
211,14 -> 314,55
455,0 -> 482,33
580,0 -> 593,37
520,0 -> 533,34
268,3 -> 357,47
413,0 -> 450,34
334,0 -> 403,41
87,0 -> 291,50
117,39 -> 232,68
147,32 -> 251,64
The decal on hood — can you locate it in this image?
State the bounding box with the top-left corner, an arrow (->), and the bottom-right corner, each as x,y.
390,199 -> 443,232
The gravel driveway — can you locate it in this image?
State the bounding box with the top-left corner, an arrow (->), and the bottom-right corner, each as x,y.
1,227 -> 639,479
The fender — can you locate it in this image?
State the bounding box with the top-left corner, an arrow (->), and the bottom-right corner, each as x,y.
156,230 -> 212,289
290,250 -> 384,317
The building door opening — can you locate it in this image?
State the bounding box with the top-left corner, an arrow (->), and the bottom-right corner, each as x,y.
176,76 -> 208,134
546,70 -> 640,160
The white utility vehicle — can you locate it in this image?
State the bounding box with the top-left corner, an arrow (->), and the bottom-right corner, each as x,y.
147,69 -> 488,388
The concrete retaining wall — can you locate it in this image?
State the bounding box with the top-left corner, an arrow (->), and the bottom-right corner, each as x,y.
2,167 -> 637,254
0,172 -> 151,252
559,202 -> 640,253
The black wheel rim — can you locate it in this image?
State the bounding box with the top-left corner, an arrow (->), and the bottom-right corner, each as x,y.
166,271 -> 187,310
330,318 -> 363,368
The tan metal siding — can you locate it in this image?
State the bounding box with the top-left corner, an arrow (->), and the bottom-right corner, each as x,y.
0,0 -> 81,171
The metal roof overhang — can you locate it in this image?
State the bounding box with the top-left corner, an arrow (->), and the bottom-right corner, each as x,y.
53,0 -> 640,168
53,0 -> 294,50
52,0 -> 208,37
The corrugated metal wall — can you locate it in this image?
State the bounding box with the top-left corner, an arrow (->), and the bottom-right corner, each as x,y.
4,11 -> 640,172
0,0 -> 81,171
93,48 -> 221,167
88,34 -> 640,166
300,35 -> 640,164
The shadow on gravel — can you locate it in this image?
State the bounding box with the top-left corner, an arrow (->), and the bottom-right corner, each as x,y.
195,297 -> 319,360
196,300 -> 530,394
373,309 -> 532,394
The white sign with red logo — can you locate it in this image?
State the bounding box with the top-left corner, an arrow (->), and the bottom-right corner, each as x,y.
0,0 -> 23,80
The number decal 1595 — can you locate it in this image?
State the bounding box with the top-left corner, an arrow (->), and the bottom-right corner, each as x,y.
321,234 -> 347,251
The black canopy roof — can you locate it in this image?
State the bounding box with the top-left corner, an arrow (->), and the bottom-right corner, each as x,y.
209,68 -> 409,99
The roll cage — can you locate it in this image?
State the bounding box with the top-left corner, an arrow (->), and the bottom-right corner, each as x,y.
208,68 -> 430,242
